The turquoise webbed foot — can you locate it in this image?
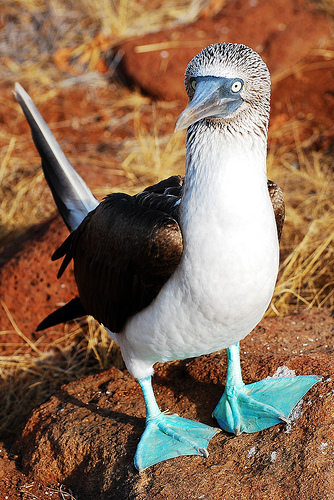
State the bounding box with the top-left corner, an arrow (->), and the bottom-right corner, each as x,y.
213,343 -> 321,435
134,412 -> 218,471
134,377 -> 219,472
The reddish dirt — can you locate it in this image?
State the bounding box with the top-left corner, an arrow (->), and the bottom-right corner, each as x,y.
119,0 -> 331,99
0,447 -> 72,500
0,217 -> 75,352
0,0 -> 333,497
118,0 -> 334,149
10,308 -> 334,500
0,215 -> 82,358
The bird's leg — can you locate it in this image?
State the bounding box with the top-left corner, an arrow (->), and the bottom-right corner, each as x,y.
213,342 -> 321,435
134,376 -> 219,471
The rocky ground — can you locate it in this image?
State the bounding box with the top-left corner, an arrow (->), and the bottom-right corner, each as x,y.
0,0 -> 333,498
2,309 -> 334,499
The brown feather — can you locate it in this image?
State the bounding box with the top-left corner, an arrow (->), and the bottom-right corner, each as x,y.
267,179 -> 285,242
70,183 -> 183,333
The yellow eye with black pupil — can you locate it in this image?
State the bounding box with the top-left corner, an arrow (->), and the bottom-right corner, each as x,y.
231,81 -> 242,93
191,80 -> 197,90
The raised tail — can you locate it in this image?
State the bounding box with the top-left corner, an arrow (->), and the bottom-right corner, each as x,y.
14,83 -> 99,232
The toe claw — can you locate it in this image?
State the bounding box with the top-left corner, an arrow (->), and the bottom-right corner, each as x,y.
198,447 -> 209,458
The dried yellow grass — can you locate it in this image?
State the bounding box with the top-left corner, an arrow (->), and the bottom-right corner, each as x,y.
0,85 -> 166,243
0,311 -> 121,437
269,150 -> 334,315
20,483 -> 77,500
77,0 -> 207,38
0,0 -> 207,85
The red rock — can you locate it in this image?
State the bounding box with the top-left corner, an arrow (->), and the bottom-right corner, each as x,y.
0,216 -> 76,349
118,0 -> 332,102
12,309 -> 334,500
116,0 -> 334,148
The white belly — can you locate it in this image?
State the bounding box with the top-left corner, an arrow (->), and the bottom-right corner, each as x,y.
117,202 -> 279,380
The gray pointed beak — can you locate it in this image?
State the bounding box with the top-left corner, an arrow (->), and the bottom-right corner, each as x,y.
175,76 -> 243,132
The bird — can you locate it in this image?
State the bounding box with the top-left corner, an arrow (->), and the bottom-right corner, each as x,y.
14,42 -> 320,472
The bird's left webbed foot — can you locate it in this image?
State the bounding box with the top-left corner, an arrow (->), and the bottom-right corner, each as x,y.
213,343 -> 321,435
134,377 -> 219,471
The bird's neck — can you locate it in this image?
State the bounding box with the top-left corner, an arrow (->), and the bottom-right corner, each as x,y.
179,122 -> 272,245
173,121 -> 278,332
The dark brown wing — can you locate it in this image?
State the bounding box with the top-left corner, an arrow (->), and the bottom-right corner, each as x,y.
72,192 -> 182,332
267,179 -> 285,242
46,175 -> 183,333
136,174 -> 184,219
143,175 -> 184,194
37,176 -> 183,332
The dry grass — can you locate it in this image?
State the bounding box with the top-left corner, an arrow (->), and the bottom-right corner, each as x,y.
268,149 -> 334,315
0,311 -> 123,437
20,483 -> 77,500
0,84 -> 183,244
0,0 -> 206,86
77,0 -> 207,38
0,0 -> 333,439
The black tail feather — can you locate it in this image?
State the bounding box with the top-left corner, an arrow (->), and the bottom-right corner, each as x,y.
36,297 -> 87,331
14,83 -> 99,232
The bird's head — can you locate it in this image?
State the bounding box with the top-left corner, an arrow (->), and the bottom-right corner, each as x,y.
175,43 -> 270,134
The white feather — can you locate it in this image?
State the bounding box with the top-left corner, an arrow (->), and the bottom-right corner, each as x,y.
118,126 -> 278,380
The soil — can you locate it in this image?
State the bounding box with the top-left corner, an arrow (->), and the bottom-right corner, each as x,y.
0,0 -> 333,497
118,0 -> 334,148
4,308 -> 334,500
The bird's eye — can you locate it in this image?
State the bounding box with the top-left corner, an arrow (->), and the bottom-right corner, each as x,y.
231,80 -> 243,93
191,79 -> 197,90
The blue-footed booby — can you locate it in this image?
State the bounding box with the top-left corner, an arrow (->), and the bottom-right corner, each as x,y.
14,43 -> 320,472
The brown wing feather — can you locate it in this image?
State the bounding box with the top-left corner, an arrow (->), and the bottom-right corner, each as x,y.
143,175 -> 184,194
135,175 -> 184,219
267,179 -> 285,242
69,191 -> 182,333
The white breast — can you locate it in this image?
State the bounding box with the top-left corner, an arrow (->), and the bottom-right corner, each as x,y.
117,127 -> 279,380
